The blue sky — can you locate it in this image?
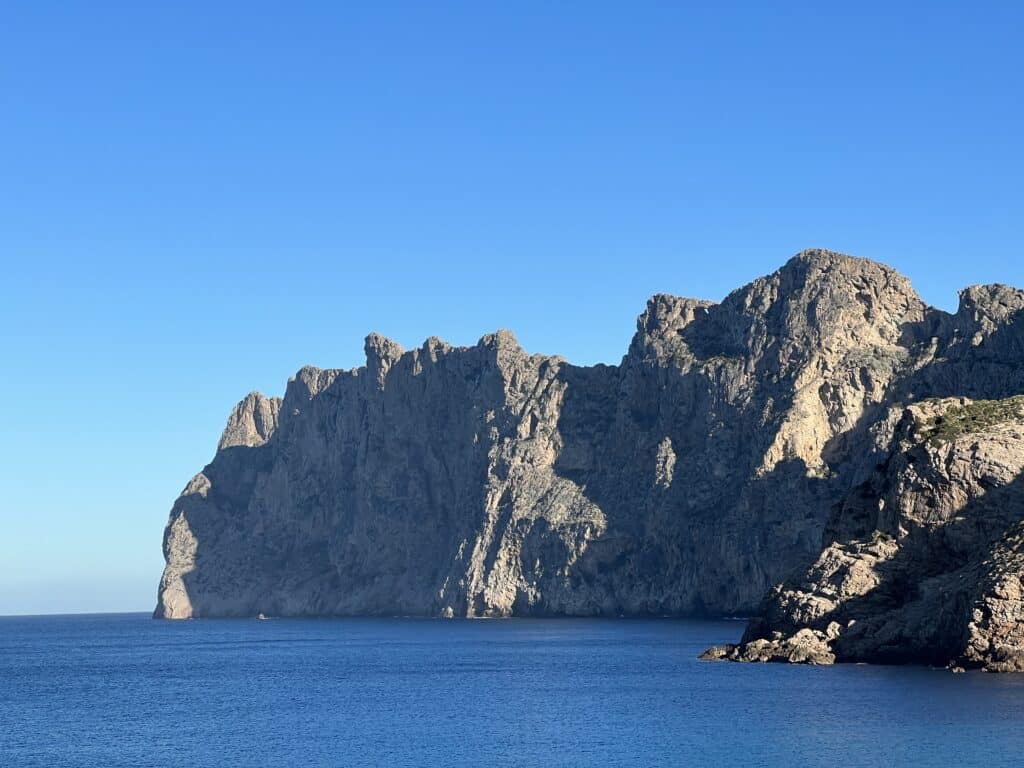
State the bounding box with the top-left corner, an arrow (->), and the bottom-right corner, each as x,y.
1,2 -> 1022,614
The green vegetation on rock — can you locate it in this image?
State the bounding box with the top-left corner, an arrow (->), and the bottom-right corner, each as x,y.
923,396 -> 1024,445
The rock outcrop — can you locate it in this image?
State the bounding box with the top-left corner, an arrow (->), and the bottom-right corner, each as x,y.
156,249 -> 1024,662
710,396 -> 1024,671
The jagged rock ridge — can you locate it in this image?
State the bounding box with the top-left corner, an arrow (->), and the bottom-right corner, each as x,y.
156,250 -> 1024,650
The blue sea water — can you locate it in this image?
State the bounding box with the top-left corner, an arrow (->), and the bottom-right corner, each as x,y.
1,615 -> 1023,767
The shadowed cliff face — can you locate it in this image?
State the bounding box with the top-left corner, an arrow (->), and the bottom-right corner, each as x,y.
155,250 -> 1024,624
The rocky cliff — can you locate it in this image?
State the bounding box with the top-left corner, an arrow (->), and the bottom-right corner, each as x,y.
703,395 -> 1024,671
156,250 -> 1024,656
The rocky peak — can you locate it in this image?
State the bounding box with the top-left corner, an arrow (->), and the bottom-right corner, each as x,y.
638,295 -> 714,335
632,294 -> 713,362
420,336 -> 452,355
785,247 -> 880,272
475,330 -> 528,374
747,249 -> 922,345
959,283 -> 1024,318
218,392 -> 282,450
660,249 -> 924,384
924,284 -> 1024,364
365,332 -> 405,386
283,365 -> 342,404
478,329 -> 520,351
955,284 -> 1024,337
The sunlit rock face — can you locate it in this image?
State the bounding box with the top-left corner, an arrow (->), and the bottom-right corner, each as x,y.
712,396 -> 1024,671
155,250 -> 1024,635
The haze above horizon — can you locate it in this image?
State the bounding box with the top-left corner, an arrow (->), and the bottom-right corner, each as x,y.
2,2 -> 1022,615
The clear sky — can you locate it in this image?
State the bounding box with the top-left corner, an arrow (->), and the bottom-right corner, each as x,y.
1,2 -> 1022,615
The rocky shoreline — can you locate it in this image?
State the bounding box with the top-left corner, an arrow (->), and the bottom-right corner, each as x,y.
702,397 -> 1024,672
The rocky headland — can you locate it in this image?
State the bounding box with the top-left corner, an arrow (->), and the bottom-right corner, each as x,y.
703,395 -> 1024,671
155,250 -> 1024,669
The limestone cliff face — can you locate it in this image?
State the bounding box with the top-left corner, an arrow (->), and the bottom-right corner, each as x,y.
705,396 -> 1024,670
155,250 -> 1024,628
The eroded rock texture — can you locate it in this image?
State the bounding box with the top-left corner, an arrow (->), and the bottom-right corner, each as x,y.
156,250 -> 1024,646
712,396 -> 1024,671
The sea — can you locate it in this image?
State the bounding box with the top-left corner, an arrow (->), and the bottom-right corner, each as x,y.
1,613 -> 1023,767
